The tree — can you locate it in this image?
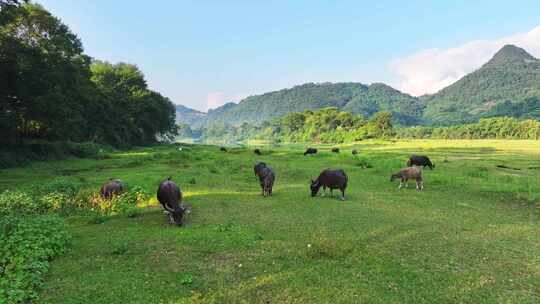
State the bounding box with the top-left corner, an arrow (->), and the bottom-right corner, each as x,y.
0,2 -> 93,142
366,111 -> 394,138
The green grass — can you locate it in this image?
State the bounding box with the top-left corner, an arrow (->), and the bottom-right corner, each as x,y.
1,140 -> 540,303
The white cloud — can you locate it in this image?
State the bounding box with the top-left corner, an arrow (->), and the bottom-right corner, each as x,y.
205,92 -> 248,111
390,25 -> 540,96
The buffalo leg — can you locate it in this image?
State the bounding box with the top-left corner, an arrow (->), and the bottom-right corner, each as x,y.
340,188 -> 345,201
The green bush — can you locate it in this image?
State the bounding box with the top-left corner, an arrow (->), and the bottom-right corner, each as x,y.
0,141 -> 109,169
0,191 -> 43,215
74,186 -> 148,216
0,215 -> 70,304
34,177 -> 83,197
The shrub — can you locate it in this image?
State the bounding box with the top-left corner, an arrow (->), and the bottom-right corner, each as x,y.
0,215 -> 70,304
0,141 -> 108,169
40,191 -> 71,212
74,186 -> 148,216
33,177 -> 83,197
0,190 -> 42,215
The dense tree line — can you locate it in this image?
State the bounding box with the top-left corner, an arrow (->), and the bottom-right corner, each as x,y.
178,110 -> 540,143
179,108 -> 395,143
396,117 -> 540,140
0,1 -> 176,148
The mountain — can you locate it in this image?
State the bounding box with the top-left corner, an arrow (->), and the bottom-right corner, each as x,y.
175,44 -> 540,129
195,82 -> 424,127
175,104 -> 206,127
423,44 -> 540,125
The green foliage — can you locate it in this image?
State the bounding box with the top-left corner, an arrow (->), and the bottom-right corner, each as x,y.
0,141 -> 108,169
0,215 -> 70,304
75,187 -> 147,216
1,143 -> 540,303
180,274 -> 194,285
0,190 -> 42,215
34,177 -> 83,197
396,116 -> 540,139
0,2 -> 176,153
199,108 -> 395,143
90,61 -> 177,147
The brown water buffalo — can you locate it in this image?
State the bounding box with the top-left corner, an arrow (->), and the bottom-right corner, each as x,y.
254,149 -> 262,155
304,148 -> 318,156
310,169 -> 348,200
157,177 -> 186,226
391,167 -> 423,190
100,178 -> 124,199
255,165 -> 275,197
331,148 -> 340,153
407,155 -> 435,170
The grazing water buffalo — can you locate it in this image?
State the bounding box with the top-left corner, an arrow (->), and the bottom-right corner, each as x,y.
331,148 -> 340,153
157,177 -> 186,226
310,169 -> 348,200
254,149 -> 262,155
220,147 -> 228,152
100,178 -> 124,199
304,148 -> 318,156
391,167 -> 423,190
254,163 -> 275,197
407,155 -> 435,170
352,149 -> 358,155
254,162 -> 267,177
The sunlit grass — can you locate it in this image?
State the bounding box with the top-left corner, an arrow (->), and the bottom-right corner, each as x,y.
1,140 -> 539,303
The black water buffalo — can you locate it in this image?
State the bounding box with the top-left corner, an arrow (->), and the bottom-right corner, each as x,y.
352,149 -> 358,155
331,148 -> 340,153
220,147 -> 227,152
304,148 -> 318,156
254,162 -> 267,177
310,169 -> 348,200
254,163 -> 275,197
254,149 -> 262,155
157,177 -> 186,226
100,178 -> 124,199
407,155 -> 435,170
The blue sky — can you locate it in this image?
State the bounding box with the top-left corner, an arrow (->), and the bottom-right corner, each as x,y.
39,0 -> 540,111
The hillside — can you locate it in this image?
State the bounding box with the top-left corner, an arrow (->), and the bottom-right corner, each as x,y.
175,45 -> 540,128
179,82 -> 424,127
423,45 -> 540,125
174,104 -> 206,127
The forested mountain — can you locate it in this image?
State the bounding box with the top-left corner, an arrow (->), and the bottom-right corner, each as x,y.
176,44 -> 540,129
422,45 -> 540,125
175,104 -> 206,127
177,82 -> 424,127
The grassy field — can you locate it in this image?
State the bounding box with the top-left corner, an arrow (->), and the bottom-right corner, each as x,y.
1,140 -> 539,303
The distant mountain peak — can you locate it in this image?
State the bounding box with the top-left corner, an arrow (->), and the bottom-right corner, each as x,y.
486,44 -> 536,66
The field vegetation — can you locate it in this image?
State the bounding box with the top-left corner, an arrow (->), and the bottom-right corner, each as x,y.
1,140 -> 539,303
